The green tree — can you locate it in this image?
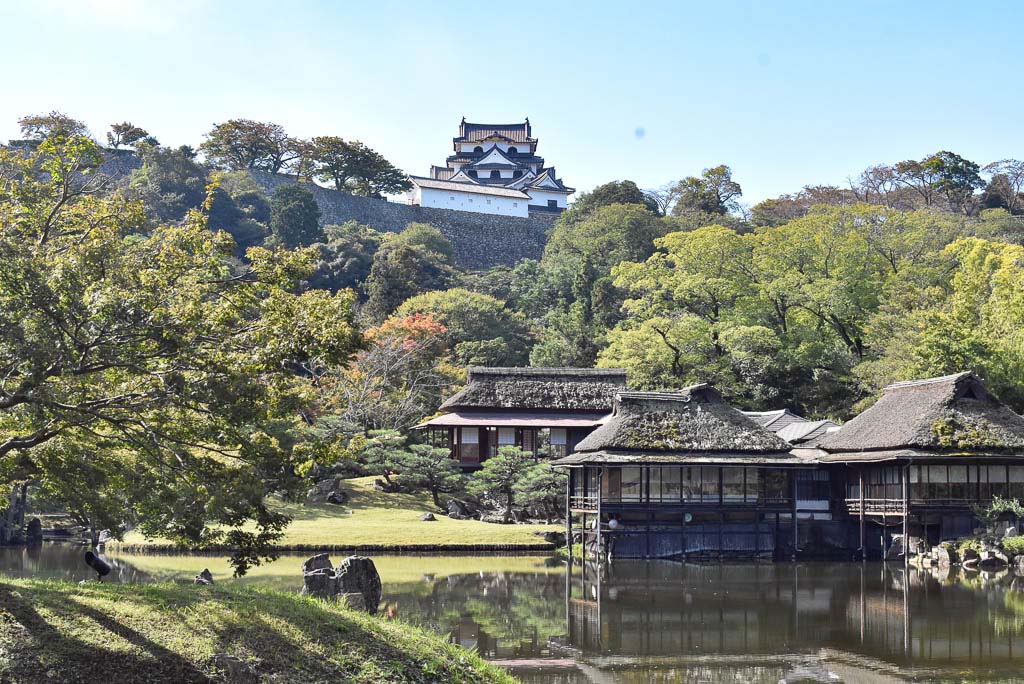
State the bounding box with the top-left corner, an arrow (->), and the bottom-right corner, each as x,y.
17,111 -> 89,140
363,225 -> 457,321
395,288 -> 533,366
306,221 -> 382,293
670,165 -> 743,216
514,463 -> 567,522
128,143 -> 208,223
270,184 -> 324,248
395,444 -> 464,507
106,122 -> 151,149
922,150 -> 985,215
467,447 -> 533,523
0,135 -> 361,572
559,180 -> 660,225
310,136 -> 411,197
200,119 -> 300,173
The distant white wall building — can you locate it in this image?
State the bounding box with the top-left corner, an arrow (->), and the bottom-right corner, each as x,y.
407,118 -> 574,217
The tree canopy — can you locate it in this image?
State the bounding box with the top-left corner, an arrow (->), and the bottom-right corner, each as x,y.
0,135 -> 360,573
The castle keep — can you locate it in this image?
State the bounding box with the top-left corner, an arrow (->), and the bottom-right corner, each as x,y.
407,118 -> 574,217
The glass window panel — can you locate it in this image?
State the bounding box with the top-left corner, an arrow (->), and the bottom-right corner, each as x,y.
989,465 -> 1008,483
550,428 -> 567,445
909,466 -> 920,483
649,468 -> 662,502
682,467 -> 700,501
497,427 -> 516,445
949,465 -> 968,500
1010,466 -> 1024,483
521,429 -> 537,454
621,467 -> 642,502
701,467 -> 720,502
722,468 -> 744,502
458,428 -> 479,463
764,470 -> 788,502
744,468 -> 760,503
603,468 -> 621,501
662,467 -> 682,500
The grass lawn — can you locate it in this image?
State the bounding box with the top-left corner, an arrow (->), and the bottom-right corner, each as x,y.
0,579 -> 516,684
111,477 -> 560,551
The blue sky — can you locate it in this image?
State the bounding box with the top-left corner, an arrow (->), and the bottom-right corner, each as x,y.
2,0 -> 1021,204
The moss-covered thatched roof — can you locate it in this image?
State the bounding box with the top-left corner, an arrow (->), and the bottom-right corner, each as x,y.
440,367 -> 626,412
820,372 -> 1024,453
566,385 -> 793,460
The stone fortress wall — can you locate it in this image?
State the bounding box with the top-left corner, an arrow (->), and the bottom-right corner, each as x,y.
248,171 -> 555,270
91,151 -> 554,270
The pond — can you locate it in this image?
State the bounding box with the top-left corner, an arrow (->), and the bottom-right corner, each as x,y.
3,544 -> 1024,683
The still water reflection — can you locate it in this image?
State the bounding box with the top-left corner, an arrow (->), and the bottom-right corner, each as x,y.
3,545 -> 1024,683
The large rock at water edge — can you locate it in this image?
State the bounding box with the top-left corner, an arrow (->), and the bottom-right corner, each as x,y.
301,554 -> 382,614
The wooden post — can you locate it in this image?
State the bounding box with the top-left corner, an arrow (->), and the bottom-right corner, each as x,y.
566,468 -> 573,562
859,468 -> 866,561
791,471 -> 799,560
902,464 -> 910,569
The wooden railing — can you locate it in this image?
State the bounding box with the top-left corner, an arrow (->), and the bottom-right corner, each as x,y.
846,498 -> 906,515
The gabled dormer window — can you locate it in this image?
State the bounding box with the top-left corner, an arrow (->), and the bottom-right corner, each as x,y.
490,170 -> 500,179
473,146 -> 483,153
508,147 -> 518,154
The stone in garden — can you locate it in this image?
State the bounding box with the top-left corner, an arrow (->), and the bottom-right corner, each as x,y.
447,500 -> 470,520
934,546 -> 955,568
307,477 -> 348,504
300,554 -> 382,614
541,530 -> 567,546
962,547 -> 980,568
335,556 -> 382,615
302,553 -> 334,573
420,512 -> 436,521
979,549 -> 1008,569
1005,527 -> 1018,538
194,568 -> 214,585
210,654 -> 258,684
326,490 -> 348,505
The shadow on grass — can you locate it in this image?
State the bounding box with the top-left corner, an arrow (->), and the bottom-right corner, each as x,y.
275,480 -> 436,522
0,583 -> 211,683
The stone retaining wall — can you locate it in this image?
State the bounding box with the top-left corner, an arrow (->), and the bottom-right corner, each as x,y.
248,171 -> 555,270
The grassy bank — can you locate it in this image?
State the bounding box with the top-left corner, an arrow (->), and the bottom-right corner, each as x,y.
110,477 -> 559,552
0,578 -> 516,684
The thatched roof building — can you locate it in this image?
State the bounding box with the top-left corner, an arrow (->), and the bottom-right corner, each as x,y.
553,384 -> 803,465
815,372 -> 1024,462
439,367 -> 626,413
419,367 -> 626,430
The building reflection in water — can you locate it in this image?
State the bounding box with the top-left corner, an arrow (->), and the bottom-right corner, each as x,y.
561,558 -> 1024,682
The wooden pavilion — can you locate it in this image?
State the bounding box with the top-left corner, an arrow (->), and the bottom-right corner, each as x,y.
553,385 -> 824,560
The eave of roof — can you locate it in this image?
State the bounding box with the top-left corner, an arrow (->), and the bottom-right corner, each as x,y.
551,449 -> 812,467
812,448 -> 1024,463
409,176 -> 531,199
415,410 -> 611,429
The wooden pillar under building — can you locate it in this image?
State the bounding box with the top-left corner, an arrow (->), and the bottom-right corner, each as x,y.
791,471 -> 799,560
902,464 -> 910,569
565,468 -> 573,562
859,468 -> 866,561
